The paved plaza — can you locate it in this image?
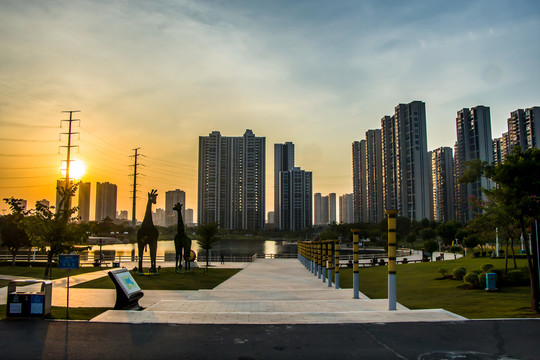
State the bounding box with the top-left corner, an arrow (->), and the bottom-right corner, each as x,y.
90,258 -> 465,324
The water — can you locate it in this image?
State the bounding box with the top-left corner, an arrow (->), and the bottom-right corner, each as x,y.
91,239 -> 298,259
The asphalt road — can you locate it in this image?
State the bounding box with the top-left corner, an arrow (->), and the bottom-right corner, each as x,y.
0,319 -> 538,360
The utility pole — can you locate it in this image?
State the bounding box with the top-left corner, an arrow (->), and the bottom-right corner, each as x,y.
60,111 -> 80,214
129,148 -> 143,227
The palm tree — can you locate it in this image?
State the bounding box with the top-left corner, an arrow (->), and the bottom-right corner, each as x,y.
196,222 -> 220,271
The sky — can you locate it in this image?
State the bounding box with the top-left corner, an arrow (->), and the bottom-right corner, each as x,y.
1,0 -> 539,221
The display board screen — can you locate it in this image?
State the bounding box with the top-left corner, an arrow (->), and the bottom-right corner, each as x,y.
58,254 -> 80,269
110,269 -> 141,296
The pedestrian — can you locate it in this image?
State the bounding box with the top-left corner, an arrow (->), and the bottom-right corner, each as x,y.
220,254 -> 224,264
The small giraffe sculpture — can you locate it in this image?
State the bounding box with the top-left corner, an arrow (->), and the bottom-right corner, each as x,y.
137,189 -> 159,274
173,202 -> 192,272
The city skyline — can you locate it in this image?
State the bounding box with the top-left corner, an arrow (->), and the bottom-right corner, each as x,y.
1,1 -> 539,219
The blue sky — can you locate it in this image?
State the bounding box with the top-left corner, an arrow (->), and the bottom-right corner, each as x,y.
1,0 -> 539,218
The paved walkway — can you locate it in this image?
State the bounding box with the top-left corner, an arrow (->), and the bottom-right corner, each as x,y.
0,261 -> 248,308
91,259 -> 466,324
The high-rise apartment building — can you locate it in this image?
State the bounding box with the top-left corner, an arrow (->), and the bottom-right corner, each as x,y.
278,167 -> 313,230
78,182 -> 91,222
455,106 -> 493,222
198,130 -> 265,229
274,142 -> 295,229
165,189 -> 185,227
493,132 -> 509,164
314,193 -> 322,225
507,107 -> 540,151
95,182 -> 117,221
381,115 -> 399,214
380,102 -> 431,221
339,193 -> 354,224
328,193 -> 336,223
431,147 -> 455,222
153,208 -> 165,227
365,129 -> 384,222
352,140 -> 367,223
185,208 -> 194,226
394,101 -> 431,221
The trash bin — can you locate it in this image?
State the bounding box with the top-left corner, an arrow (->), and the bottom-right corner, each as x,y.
6,280 -> 52,319
485,273 -> 497,291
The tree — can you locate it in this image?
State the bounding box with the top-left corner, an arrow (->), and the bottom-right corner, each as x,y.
463,234 -> 479,251
23,183 -> 86,279
1,198 -> 32,266
196,222 -> 220,271
420,228 -> 437,242
482,147 -> 540,312
436,221 -> 462,247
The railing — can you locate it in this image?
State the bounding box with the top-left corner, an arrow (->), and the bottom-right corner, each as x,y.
256,253 -> 298,259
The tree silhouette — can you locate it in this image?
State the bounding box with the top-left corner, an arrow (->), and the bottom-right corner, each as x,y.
1,198 -> 31,266
196,222 -> 220,272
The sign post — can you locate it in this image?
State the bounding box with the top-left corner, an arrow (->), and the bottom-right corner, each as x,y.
58,254 -> 80,319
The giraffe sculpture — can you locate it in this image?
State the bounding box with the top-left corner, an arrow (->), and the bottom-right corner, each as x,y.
137,189 -> 159,274
173,202 -> 192,272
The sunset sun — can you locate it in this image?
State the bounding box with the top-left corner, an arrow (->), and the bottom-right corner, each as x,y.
60,159 -> 87,180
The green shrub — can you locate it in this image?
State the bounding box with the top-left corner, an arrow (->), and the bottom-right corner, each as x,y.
506,269 -> 526,286
438,267 -> 448,277
452,267 -> 467,280
464,271 -> 481,288
473,251 -> 480,258
481,264 -> 494,272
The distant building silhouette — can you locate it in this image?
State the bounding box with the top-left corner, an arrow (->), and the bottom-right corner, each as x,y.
339,193 -> 354,224
78,181 -> 91,222
314,193 -> 322,225
365,129 -> 384,222
454,106 -> 493,222
117,210 -> 128,221
165,189 -> 185,227
95,182 -> 117,221
267,211 -> 275,225
153,208 -> 165,227
198,130 -> 265,229
37,199 -> 49,209
185,208 -> 194,226
431,147 -> 455,222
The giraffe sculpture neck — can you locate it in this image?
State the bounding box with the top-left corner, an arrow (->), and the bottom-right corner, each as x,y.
142,199 -> 153,226
176,208 -> 186,235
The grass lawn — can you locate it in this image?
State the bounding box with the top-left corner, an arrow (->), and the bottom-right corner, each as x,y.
73,267 -> 241,290
0,266 -> 104,283
0,305 -> 109,321
338,256 -> 540,319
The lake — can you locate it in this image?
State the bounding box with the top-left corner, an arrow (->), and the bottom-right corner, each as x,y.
91,239 -> 298,259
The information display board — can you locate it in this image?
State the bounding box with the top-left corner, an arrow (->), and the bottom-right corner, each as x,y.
108,268 -> 144,310
58,254 -> 80,269
111,269 -> 141,296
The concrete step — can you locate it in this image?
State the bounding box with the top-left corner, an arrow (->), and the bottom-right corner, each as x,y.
91,308 -> 466,324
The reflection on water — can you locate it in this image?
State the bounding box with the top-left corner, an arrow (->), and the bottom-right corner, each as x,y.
91,239 -> 297,257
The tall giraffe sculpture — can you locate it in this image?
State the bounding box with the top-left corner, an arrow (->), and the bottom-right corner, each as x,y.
173,202 -> 192,272
137,189 -> 159,274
